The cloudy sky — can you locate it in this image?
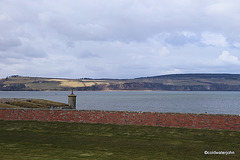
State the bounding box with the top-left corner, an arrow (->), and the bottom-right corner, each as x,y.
1,0 -> 240,79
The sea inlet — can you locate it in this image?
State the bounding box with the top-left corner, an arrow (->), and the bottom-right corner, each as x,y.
0,91 -> 239,115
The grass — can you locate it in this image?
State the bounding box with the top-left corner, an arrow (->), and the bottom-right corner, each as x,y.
0,103 -> 21,108
8,101 -> 47,108
3,77 -> 36,84
30,99 -> 68,107
83,82 -> 97,87
0,120 -> 239,160
60,81 -> 85,87
0,99 -> 68,109
25,81 -> 62,90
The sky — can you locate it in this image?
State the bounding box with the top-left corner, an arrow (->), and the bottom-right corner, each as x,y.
1,0 -> 240,79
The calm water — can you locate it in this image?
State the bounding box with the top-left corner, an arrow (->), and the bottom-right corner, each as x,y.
0,91 -> 239,115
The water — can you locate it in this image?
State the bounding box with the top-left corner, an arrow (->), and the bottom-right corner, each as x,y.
0,91 -> 239,115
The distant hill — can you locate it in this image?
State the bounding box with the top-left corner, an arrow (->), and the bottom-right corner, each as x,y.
1,74 -> 240,91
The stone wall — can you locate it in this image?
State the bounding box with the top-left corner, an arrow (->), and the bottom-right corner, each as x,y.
0,109 -> 239,130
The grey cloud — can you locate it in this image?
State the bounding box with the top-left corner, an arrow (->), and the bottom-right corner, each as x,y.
0,38 -> 22,51
77,51 -> 101,59
20,46 -> 47,58
164,33 -> 199,46
0,46 -> 47,60
6,0 -> 239,43
66,41 -> 75,48
85,64 -> 106,72
1,0 -> 240,79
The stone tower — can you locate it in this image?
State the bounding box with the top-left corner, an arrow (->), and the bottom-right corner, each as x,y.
68,90 -> 76,109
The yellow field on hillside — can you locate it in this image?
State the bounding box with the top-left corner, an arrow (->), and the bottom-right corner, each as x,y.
83,82 -> 96,87
43,79 -> 82,87
60,81 -> 85,87
44,79 -> 102,87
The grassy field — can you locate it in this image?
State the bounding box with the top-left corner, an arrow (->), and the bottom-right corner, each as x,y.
0,103 -> 21,108
0,99 -> 68,109
0,120 -> 239,160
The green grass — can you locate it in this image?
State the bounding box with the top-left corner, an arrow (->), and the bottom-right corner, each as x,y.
0,99 -> 68,109
25,81 -> 62,90
0,103 -> 21,108
0,120 -> 239,160
8,101 -> 46,108
30,99 -> 68,107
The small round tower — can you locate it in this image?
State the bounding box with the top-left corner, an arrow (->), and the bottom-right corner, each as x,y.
68,90 -> 76,109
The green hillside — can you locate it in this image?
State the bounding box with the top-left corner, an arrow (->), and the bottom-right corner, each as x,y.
1,74 -> 240,91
